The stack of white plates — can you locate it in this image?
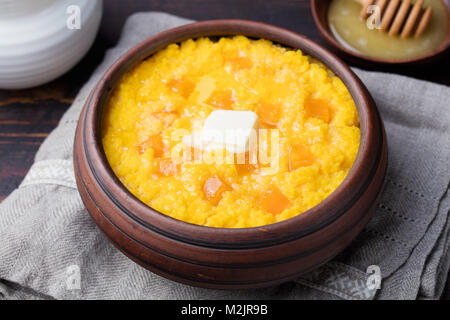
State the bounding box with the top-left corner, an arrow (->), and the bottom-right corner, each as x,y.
0,0 -> 103,89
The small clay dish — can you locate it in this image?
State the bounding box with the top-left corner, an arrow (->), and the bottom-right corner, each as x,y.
311,0 -> 450,66
73,20 -> 388,289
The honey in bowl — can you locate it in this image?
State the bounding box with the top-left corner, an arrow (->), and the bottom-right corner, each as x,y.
328,0 -> 449,60
102,36 -> 360,228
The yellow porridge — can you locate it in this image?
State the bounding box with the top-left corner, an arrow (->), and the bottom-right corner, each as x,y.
102,36 -> 360,228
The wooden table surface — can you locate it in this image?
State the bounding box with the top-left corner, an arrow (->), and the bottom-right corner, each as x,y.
0,0 -> 448,299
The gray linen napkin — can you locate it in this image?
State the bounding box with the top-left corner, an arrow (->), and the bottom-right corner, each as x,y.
0,12 -> 449,300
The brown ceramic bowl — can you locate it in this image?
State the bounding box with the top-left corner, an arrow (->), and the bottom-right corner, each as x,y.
73,20 -> 388,289
311,0 -> 450,66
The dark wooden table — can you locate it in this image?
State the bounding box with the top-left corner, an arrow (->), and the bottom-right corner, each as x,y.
0,0 -> 448,299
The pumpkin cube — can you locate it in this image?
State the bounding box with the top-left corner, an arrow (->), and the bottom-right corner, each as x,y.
288,144 -> 315,171
257,102 -> 281,128
235,152 -> 259,175
154,111 -> 178,128
227,56 -> 253,71
158,159 -> 178,176
206,89 -> 235,109
203,175 -> 232,206
137,135 -> 165,157
167,78 -> 195,99
304,96 -> 331,123
260,185 -> 291,215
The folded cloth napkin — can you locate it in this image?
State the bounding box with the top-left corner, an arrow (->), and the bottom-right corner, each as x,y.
0,12 -> 449,300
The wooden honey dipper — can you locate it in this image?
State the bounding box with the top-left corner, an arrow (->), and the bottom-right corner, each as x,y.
359,0 -> 432,38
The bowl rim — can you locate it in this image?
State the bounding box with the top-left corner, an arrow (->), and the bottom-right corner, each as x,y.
311,0 -> 450,65
80,19 -> 383,248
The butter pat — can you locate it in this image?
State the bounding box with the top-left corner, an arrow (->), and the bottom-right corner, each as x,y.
200,110 -> 258,153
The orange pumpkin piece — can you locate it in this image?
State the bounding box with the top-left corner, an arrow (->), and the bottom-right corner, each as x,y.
227,56 -> 253,71
289,144 -> 315,171
167,78 -> 195,99
235,152 -> 259,175
154,111 -> 178,128
203,175 -> 232,206
304,96 -> 331,123
158,159 -> 178,176
236,163 -> 259,175
260,185 -> 291,215
257,102 -> 281,128
206,89 -> 235,109
137,135 -> 165,157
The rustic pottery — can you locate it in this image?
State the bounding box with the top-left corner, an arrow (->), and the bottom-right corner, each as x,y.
311,0 -> 450,66
0,0 -> 103,89
74,20 -> 388,289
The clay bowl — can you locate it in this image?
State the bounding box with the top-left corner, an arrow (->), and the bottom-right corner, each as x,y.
311,0 -> 450,66
74,20 -> 388,289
